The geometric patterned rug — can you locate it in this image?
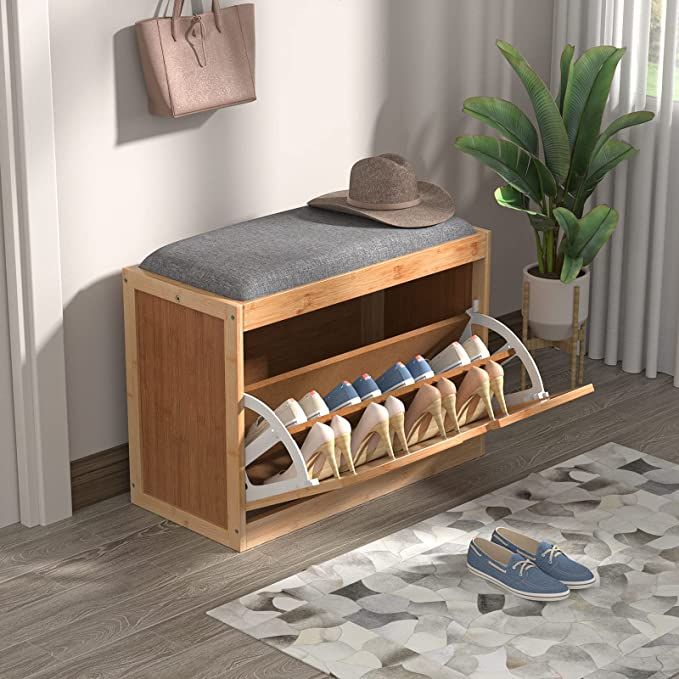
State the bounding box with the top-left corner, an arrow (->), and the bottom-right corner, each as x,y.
208,443 -> 679,679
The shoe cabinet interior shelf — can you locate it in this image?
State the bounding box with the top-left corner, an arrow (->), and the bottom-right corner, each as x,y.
123,228 -> 593,552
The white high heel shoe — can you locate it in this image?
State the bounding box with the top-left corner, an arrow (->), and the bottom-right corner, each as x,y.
351,403 -> 394,467
385,396 -> 409,454
265,422 -> 339,483
331,415 -> 356,475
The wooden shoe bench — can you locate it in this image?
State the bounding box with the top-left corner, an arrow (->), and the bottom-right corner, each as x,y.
123,227 -> 593,552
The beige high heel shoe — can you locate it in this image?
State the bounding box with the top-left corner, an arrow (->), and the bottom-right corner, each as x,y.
485,360 -> 509,417
331,415 -> 356,475
404,383 -> 447,447
350,403 -> 395,467
385,395 -> 409,454
437,378 -> 461,435
265,422 -> 339,483
456,367 -> 495,427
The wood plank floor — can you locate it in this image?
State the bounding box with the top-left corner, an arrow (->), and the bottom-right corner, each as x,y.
1,350 -> 678,679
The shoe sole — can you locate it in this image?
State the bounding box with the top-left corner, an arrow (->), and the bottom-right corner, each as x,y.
330,397 -> 361,411
359,390 -> 382,401
431,359 -> 468,374
465,351 -> 490,362
467,565 -> 570,602
560,576 -> 597,589
381,378 -> 414,393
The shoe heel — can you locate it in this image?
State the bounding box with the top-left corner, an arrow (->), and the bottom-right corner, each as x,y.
304,439 -> 340,481
427,401 -> 447,439
336,432 -> 355,475
490,376 -> 509,417
441,393 -> 461,434
390,412 -> 410,455
477,381 -> 495,421
318,440 -> 340,479
374,420 -> 395,459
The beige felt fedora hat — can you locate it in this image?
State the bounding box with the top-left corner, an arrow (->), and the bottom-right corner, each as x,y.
308,153 -> 455,228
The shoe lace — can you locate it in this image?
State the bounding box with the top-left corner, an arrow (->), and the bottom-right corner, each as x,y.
512,558 -> 536,577
541,545 -> 563,564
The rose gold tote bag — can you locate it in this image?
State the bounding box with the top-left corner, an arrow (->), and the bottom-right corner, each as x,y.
136,0 -> 255,118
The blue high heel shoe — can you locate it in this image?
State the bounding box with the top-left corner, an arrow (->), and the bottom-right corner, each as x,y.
376,362 -> 414,394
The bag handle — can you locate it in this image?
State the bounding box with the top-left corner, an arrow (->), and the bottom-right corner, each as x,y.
171,0 -> 223,41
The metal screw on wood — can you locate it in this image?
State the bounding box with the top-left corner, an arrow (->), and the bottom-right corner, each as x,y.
175,295 -> 180,302
230,315 -> 235,320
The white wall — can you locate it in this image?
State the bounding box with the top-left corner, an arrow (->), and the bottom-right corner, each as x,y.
0,200 -> 19,526
49,0 -> 554,460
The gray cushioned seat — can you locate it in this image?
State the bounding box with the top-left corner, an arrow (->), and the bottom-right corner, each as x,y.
140,207 -> 475,301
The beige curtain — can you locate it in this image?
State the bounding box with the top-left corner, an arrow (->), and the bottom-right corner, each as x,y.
552,0 -> 679,386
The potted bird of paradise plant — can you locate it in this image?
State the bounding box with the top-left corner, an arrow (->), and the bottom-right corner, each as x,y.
455,41 -> 654,340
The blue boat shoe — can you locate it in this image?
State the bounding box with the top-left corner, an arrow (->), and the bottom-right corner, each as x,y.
376,362 -> 414,394
491,527 -> 596,589
405,355 -> 435,382
467,538 -> 570,601
352,374 -> 382,401
324,381 -> 361,411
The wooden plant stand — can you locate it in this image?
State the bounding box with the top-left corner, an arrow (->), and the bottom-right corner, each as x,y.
520,280 -> 587,391
123,228 -> 593,552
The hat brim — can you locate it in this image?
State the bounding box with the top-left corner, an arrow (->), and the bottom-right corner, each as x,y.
307,181 -> 455,228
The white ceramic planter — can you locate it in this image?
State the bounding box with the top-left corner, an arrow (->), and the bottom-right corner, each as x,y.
523,264 -> 590,341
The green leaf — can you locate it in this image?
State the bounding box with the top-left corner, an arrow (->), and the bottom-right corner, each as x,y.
529,214 -> 557,232
494,184 -> 529,210
561,253 -> 584,284
496,40 -> 571,182
558,44 -> 575,113
562,46 -> 626,183
553,206 -> 580,249
455,135 -> 546,205
463,97 -> 539,155
562,190 -> 578,213
575,205 -> 618,265
555,205 -> 618,275
591,110 -> 655,159
494,185 -> 553,228
535,160 -> 558,198
585,139 -> 637,189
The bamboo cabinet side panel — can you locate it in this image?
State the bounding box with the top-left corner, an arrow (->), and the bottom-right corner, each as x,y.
132,290 -> 231,532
